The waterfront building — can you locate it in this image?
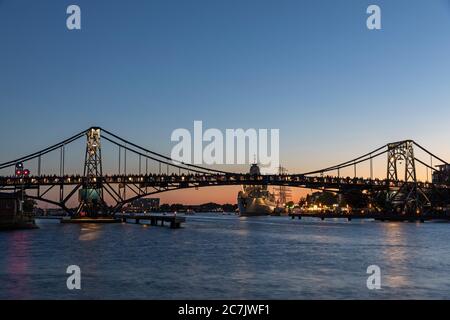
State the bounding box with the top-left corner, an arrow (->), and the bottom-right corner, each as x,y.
125,198 -> 160,213
0,192 -> 37,230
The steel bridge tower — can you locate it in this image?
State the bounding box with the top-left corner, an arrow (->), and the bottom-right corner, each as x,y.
387,140 -> 430,214
76,127 -> 107,217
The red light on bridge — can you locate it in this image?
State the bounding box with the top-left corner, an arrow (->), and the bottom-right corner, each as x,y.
15,169 -> 22,176
23,169 -> 30,176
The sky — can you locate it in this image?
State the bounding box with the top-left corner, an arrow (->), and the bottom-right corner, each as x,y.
1,0 -> 450,205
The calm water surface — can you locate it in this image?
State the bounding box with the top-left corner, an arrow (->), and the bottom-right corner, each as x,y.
1,214 -> 450,299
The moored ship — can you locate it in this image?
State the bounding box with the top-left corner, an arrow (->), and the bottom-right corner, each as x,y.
271,166 -> 293,216
237,163 -> 276,216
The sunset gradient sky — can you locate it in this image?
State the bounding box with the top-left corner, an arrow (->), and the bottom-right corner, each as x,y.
1,0 -> 450,205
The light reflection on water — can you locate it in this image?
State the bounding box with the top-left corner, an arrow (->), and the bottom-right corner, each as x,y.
380,223 -> 411,288
1,214 -> 450,299
79,225 -> 102,241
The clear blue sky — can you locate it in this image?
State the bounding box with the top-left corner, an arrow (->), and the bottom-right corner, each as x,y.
1,0 -> 450,181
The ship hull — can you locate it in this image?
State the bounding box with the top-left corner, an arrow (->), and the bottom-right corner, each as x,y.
240,211 -> 270,217
238,197 -> 275,217
237,163 -> 276,217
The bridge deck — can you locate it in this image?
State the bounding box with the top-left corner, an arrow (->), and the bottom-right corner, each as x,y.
0,174 -> 444,191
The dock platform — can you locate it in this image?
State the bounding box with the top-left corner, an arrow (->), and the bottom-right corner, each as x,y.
288,213 -> 450,222
117,213 -> 186,228
60,217 -> 121,224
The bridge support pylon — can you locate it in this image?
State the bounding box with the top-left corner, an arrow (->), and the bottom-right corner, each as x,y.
75,127 -> 108,217
386,140 -> 430,215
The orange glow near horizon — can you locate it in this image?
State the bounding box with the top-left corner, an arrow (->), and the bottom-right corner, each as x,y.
156,185 -> 311,205
35,184 -> 312,208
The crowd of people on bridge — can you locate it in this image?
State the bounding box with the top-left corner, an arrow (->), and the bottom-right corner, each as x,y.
0,172 -> 433,188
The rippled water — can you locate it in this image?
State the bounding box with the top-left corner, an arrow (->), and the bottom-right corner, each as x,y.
1,214 -> 450,299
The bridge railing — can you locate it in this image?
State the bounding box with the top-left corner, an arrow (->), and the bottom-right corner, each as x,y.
0,173 -> 444,190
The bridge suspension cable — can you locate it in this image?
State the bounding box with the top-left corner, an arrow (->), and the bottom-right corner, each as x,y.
300,139 -> 449,177
101,135 -> 222,175
101,128 -> 232,175
415,157 -> 436,171
1,127 -> 447,182
300,144 -> 389,176
0,129 -> 87,170
413,141 -> 448,167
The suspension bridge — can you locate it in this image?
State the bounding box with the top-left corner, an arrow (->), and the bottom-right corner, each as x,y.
0,127 -> 449,220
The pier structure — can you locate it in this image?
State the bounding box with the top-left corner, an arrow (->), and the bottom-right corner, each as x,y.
117,213 -> 185,228
288,212 -> 450,223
